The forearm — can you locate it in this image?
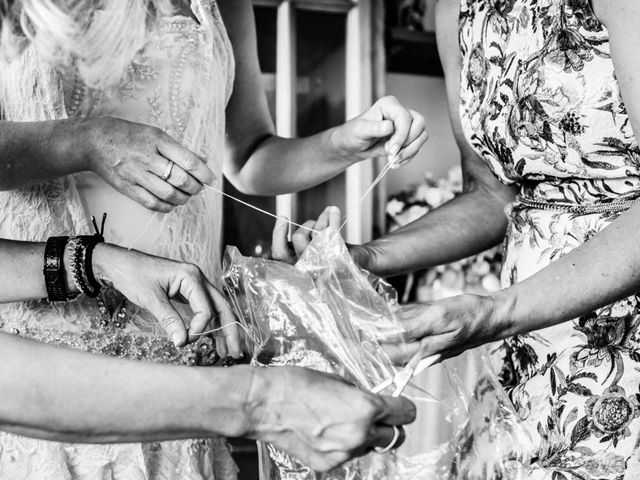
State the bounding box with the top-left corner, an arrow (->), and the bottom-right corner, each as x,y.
225,130 -> 354,196
0,333 -> 256,443
0,119 -> 88,189
492,205 -> 640,338
355,188 -> 512,277
0,238 -> 90,303
0,240 -> 49,302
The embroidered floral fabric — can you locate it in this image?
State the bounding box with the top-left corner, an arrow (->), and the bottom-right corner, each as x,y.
0,1 -> 239,479
459,0 -> 640,478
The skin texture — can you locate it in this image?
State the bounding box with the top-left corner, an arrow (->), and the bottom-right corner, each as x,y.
0,331 -> 415,472
275,0 -> 640,368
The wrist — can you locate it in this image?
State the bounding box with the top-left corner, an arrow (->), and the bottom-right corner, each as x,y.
51,118 -> 93,173
91,242 -> 122,287
240,366 -> 276,440
197,365 -> 266,438
488,288 -> 518,340
325,127 -> 358,165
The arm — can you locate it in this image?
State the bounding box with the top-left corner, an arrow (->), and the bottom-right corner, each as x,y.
390,0 -> 640,363
0,334 -> 253,443
0,116 -> 214,212
218,0 -> 427,196
0,333 -> 414,473
0,238 -> 416,470
495,0 -> 640,334
351,0 -> 516,277
0,237 -> 242,353
0,120 -> 87,189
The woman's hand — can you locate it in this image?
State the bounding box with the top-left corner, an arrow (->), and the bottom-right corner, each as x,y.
271,206 -> 342,264
329,96 -> 428,166
80,116 -> 216,212
247,366 -> 416,472
383,294 -> 514,365
91,243 -> 241,355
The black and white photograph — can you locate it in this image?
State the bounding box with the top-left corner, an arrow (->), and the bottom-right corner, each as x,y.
0,0 -> 639,479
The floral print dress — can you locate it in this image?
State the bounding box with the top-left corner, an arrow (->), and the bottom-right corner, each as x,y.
459,0 -> 640,478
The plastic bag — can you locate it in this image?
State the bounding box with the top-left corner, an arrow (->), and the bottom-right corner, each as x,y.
440,348 -> 534,479
222,230 -> 533,479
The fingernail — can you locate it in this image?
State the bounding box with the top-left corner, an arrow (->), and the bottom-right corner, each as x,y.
389,143 -> 401,156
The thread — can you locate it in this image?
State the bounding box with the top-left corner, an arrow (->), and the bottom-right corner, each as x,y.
204,184 -> 320,234
126,160 -> 394,248
126,212 -> 159,250
194,320 -> 251,337
338,160 -> 394,232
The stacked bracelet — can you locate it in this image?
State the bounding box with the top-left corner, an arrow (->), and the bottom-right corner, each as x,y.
43,213 -> 107,302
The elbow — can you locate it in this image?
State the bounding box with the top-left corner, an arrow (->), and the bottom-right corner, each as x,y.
224,170 -> 270,196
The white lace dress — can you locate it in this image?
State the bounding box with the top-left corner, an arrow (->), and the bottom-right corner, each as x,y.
0,1 -> 239,479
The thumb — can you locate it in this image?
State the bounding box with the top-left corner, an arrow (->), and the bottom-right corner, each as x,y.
147,293 -> 188,347
352,119 -> 394,141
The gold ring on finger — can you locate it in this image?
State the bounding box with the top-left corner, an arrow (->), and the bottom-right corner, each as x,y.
161,160 -> 174,181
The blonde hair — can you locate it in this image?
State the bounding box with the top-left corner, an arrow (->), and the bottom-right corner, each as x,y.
1,0 -> 175,89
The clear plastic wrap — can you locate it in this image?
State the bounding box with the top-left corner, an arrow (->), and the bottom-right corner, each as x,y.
440,348 -> 535,480
222,230 -> 534,479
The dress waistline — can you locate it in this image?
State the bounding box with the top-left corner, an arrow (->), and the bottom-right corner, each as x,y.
515,195 -> 640,215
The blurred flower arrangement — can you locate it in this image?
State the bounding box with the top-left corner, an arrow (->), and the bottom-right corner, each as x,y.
386,167 -> 503,303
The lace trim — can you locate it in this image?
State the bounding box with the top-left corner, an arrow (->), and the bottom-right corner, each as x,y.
0,434 -> 239,480
0,322 -> 226,367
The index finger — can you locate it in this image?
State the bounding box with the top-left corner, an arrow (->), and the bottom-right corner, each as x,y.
178,276 -> 214,341
373,97 -> 413,157
157,136 -> 216,186
373,395 -> 417,426
207,285 -> 242,359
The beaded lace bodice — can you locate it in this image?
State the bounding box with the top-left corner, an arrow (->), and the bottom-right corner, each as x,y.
0,0 -> 234,340
0,2 -> 238,478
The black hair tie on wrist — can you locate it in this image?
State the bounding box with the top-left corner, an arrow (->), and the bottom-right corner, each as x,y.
81,213 -> 107,297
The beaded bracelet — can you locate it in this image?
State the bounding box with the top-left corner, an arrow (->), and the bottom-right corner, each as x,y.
44,214 -> 106,301
68,214 -> 107,298
67,237 -> 90,297
68,235 -> 104,297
